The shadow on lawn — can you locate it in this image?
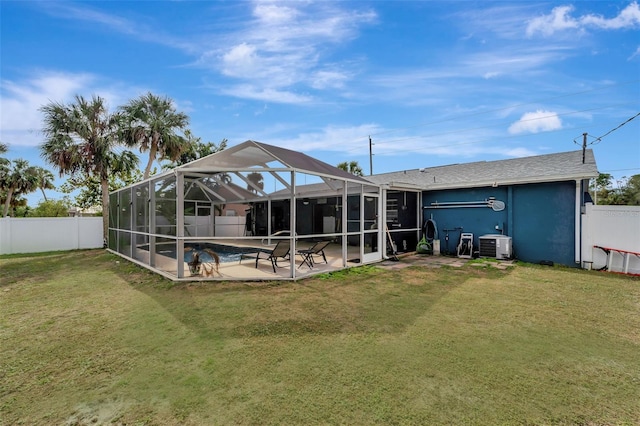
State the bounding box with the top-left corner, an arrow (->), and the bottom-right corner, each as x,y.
0,250 -> 96,288
115,257 -> 515,340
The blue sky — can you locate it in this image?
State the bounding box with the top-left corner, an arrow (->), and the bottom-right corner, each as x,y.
1,0 -> 639,206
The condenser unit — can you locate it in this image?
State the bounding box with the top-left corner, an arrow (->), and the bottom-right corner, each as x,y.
479,235 -> 512,259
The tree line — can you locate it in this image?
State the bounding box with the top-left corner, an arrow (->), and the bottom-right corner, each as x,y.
589,173 -> 640,205
0,92 -> 225,243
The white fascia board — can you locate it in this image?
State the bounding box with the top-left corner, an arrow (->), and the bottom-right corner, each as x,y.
422,174 -> 598,191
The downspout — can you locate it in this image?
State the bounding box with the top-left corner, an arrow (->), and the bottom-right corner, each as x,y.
507,186 -> 513,238
574,179 -> 581,265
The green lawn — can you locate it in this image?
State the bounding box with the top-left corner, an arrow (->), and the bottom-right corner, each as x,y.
1,250 -> 639,425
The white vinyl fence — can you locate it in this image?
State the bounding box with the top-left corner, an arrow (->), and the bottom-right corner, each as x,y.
0,217 -> 103,255
581,204 -> 640,274
0,216 -> 247,256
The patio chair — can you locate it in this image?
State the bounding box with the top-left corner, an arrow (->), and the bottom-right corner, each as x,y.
297,240 -> 331,269
241,240 -> 290,273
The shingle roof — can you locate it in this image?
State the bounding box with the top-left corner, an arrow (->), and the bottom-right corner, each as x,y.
365,149 -> 598,190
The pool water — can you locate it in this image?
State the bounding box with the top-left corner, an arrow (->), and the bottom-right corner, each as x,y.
155,243 -> 258,264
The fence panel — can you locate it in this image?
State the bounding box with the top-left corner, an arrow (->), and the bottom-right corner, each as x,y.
0,217 -> 103,255
581,204 -> 640,274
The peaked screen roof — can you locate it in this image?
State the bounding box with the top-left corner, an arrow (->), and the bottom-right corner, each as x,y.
179,140 -> 368,182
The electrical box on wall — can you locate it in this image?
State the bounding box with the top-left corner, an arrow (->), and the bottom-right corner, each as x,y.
479,235 -> 512,259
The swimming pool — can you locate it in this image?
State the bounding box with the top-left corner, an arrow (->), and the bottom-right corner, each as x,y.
151,243 -> 259,263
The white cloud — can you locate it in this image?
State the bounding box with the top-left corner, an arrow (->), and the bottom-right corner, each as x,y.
253,2 -> 299,25
580,1 -> 640,29
39,2 -> 197,53
221,43 -> 260,78
0,71 -> 146,147
204,1 -> 377,102
310,69 -> 350,90
504,147 -> 538,158
454,3 -> 542,40
526,5 -> 579,37
527,2 -> 640,37
508,110 -> 563,134
0,72 -> 95,146
268,124 -> 382,153
219,84 -> 313,104
483,71 -> 501,79
37,1 -> 376,104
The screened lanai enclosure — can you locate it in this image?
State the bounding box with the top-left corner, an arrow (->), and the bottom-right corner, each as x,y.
108,141 -> 387,280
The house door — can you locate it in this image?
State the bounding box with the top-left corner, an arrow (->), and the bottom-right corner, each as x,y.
362,194 -> 382,263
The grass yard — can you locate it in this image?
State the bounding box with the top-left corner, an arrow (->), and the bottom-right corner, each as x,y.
1,250 -> 639,425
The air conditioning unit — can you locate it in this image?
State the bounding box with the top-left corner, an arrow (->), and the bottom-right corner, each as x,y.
479,235 -> 512,259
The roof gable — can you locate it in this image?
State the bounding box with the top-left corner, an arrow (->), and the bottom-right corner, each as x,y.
180,140 -> 368,182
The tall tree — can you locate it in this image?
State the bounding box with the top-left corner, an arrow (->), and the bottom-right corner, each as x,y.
337,160 -> 364,176
589,172 -> 613,205
120,92 -> 189,179
620,174 -> 640,205
60,165 -> 143,210
0,142 -> 9,170
589,173 -> 640,205
29,199 -> 70,217
163,132 -> 227,169
33,166 -> 55,202
246,171 -> 264,194
40,95 -> 139,244
0,159 -> 38,216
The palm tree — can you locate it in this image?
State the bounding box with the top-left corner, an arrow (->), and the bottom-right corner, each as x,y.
163,133 -> 227,169
1,159 -> 38,217
33,166 -> 55,202
0,142 -> 8,169
40,94 -> 139,243
337,161 -> 364,176
119,92 -> 189,179
247,171 -> 264,194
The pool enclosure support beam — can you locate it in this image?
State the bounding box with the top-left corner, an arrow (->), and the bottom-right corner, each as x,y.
149,181 -> 156,268
342,181 -> 348,267
177,172 -> 185,278
290,171 -> 296,279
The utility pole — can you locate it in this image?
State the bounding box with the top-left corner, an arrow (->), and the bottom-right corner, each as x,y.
582,132 -> 587,164
369,135 -> 373,175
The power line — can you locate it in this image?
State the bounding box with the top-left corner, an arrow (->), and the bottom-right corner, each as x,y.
356,79 -> 640,142
573,111 -> 640,150
375,104 -> 630,148
593,112 -> 640,143
600,167 -> 640,173
345,102 -> 636,156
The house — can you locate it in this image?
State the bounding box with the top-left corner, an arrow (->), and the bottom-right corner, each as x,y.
366,149 -> 599,266
107,142 -> 598,280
